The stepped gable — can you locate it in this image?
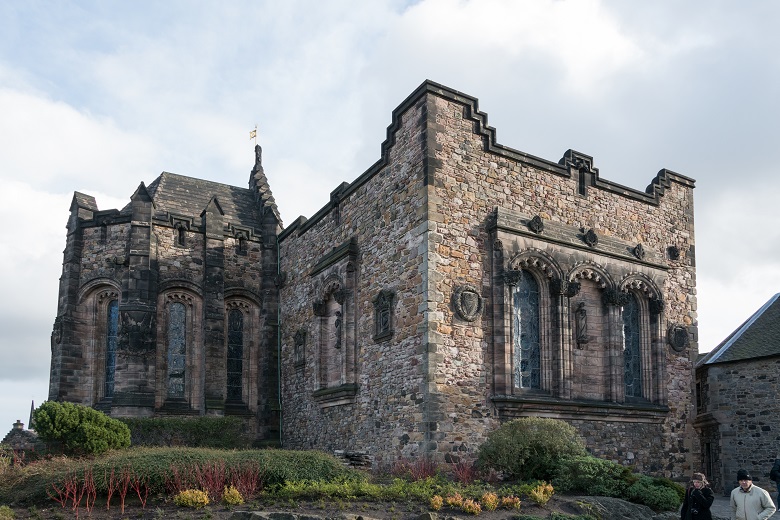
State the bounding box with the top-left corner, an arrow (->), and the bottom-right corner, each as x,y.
121,172 -> 260,229
699,293 -> 780,365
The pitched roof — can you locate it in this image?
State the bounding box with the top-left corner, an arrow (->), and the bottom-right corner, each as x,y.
698,293 -> 780,366
122,172 -> 260,229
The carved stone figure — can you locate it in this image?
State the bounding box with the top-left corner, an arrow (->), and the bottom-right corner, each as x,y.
575,302 -> 589,347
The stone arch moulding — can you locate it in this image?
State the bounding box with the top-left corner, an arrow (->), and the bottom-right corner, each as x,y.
77,278 -> 122,304
567,261 -> 614,289
618,273 -> 663,301
506,248 -> 563,281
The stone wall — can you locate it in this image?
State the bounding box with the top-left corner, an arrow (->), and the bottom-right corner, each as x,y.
696,357 -> 780,493
279,97 -> 430,466
279,82 -> 697,476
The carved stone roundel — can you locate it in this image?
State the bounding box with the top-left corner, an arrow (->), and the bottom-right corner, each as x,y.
453,285 -> 483,322
667,325 -> 690,352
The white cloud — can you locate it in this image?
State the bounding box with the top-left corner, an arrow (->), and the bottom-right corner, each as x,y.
0,87 -> 161,195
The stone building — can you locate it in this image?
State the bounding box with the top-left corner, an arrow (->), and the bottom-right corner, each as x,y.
695,293 -> 780,494
49,154 -> 282,442
50,80 -> 698,476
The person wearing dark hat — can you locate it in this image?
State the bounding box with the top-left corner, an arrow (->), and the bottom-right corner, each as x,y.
680,472 -> 714,520
730,469 -> 776,520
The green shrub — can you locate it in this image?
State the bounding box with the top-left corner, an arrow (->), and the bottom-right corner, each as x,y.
121,416 -> 251,449
0,504 -> 14,520
32,401 -> 130,455
627,476 -> 682,511
477,418 -> 587,481
174,489 -> 210,508
552,455 -> 635,497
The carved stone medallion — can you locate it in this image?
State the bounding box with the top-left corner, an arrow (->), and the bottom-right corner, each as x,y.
667,325 -> 690,352
452,285 -> 483,322
583,228 -> 598,248
633,244 -> 645,260
528,215 -> 544,234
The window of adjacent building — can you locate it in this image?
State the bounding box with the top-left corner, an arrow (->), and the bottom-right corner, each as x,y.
622,293 -> 642,398
167,302 -> 186,398
227,309 -> 244,402
104,300 -> 118,399
513,270 -> 541,389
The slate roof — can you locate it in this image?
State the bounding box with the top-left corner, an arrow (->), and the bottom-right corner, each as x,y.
698,293 -> 780,366
121,172 -> 261,229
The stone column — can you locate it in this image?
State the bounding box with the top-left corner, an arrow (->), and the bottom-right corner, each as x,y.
49,193 -> 96,402
202,197 -> 226,414
113,183 -> 158,417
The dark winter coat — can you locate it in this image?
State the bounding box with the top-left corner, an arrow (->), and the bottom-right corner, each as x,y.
770,458 -> 780,485
680,485 -> 714,520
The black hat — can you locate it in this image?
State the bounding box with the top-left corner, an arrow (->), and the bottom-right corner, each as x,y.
737,469 -> 752,481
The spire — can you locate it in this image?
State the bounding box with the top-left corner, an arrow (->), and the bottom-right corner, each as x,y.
249,144 -> 282,225
28,400 -> 35,430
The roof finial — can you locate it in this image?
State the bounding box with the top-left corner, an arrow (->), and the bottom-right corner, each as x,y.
250,124 -> 258,146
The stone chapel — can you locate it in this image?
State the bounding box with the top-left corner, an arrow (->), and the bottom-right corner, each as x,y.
49,80 -> 698,476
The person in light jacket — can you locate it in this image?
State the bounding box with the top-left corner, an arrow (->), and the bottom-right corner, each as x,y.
680,472 -> 714,520
730,469 -> 776,520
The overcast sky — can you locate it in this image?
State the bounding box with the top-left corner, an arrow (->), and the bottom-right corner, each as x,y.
2,0 -> 779,434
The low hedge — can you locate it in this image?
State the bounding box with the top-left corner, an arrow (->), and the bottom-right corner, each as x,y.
0,447 -> 354,505
121,416 -> 251,449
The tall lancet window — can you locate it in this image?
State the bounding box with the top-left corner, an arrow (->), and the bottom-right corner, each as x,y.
167,302 -> 186,398
226,309 -> 244,402
623,293 -> 642,398
512,270 -> 541,389
104,300 -> 118,398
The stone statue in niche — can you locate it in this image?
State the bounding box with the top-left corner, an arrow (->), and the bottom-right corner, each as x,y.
334,310 -> 342,349
575,302 -> 589,347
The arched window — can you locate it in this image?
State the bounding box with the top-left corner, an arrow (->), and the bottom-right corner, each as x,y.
513,270 -> 541,389
104,300 -> 118,398
167,302 -> 186,398
623,293 -> 642,398
227,309 -> 244,402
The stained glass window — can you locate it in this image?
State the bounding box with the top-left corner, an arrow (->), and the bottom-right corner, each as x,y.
104,300 -> 118,398
623,293 -> 642,398
227,309 -> 244,402
513,270 -> 540,389
167,302 -> 186,398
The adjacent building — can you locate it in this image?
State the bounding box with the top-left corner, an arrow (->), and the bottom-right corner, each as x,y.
695,293 -> 780,493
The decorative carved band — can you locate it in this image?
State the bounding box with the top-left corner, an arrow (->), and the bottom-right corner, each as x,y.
550,278 -> 580,297
602,289 -> 630,307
